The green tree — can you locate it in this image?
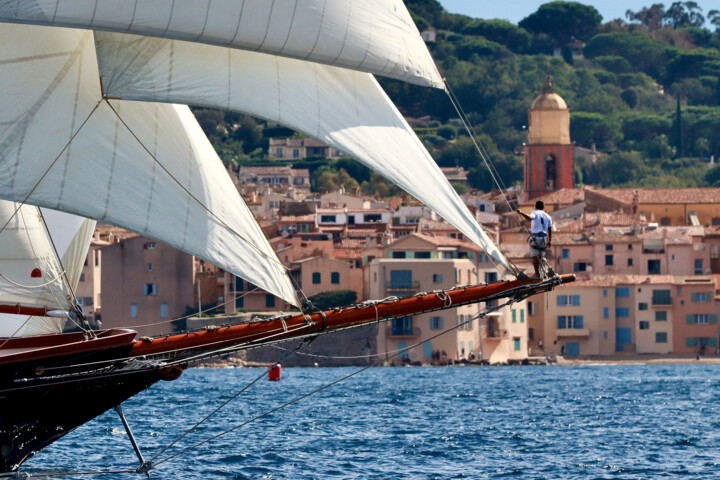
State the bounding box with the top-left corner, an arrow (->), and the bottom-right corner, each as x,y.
570,112 -> 622,150
461,19 -> 531,53
626,4 -> 665,32
664,1 -> 705,29
519,2 -> 602,44
360,173 -> 402,198
584,32 -> 670,79
594,151 -> 647,186
308,290 -> 357,310
314,168 -> 360,193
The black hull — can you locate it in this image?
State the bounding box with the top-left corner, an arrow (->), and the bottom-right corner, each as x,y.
0,342 -> 183,473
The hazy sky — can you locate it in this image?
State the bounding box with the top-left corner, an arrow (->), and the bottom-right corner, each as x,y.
437,1 -> 717,27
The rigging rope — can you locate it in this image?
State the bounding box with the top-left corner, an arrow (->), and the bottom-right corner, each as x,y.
104,100 -> 291,275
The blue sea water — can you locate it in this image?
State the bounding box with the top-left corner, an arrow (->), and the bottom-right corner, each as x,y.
25,364 -> 720,479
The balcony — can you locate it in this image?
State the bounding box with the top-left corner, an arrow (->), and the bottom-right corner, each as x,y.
386,325 -> 421,338
557,328 -> 590,337
385,280 -> 421,292
485,327 -> 508,339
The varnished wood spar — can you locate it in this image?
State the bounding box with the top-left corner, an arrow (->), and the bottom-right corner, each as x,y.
0,304 -> 55,316
131,274 -> 575,357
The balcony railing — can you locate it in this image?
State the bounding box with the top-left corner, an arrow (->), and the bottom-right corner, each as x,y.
557,328 -> 590,337
387,326 -> 421,337
385,280 -> 421,292
485,327 -> 508,339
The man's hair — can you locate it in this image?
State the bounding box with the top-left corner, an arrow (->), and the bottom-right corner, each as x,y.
535,200 -> 544,210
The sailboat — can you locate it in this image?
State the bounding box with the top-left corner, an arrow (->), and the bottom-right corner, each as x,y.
0,0 -> 575,474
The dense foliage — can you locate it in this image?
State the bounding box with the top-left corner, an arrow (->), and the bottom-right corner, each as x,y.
198,1 -> 720,193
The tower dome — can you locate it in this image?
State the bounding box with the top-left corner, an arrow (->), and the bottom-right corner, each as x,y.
527,75 -> 570,145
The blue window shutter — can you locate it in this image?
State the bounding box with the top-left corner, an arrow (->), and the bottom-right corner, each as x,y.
686,337 -> 695,348
512,310 -> 516,323
691,293 -> 698,302
576,316 -> 584,328
440,318 -> 444,329
520,310 -> 525,323
603,307 -> 609,319
572,295 -> 580,306
557,316 -> 564,329
711,315 -> 718,324
686,314 -> 694,324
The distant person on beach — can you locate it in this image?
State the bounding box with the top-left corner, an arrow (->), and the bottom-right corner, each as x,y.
539,339 -> 544,351
700,341 -> 706,356
560,344 -> 565,356
516,201 -> 552,278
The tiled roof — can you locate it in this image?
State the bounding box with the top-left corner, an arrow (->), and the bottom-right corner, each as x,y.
519,188 -> 584,206
278,214 -> 316,222
597,187 -> 720,204
337,238 -> 367,249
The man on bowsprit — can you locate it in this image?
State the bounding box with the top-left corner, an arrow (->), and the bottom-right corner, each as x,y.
516,200 -> 553,278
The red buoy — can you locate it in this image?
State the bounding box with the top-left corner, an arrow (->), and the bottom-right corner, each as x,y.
268,364 -> 281,381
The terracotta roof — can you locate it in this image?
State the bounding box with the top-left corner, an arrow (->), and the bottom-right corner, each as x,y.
520,188 -> 584,206
337,238 -> 367,249
596,187 -> 720,204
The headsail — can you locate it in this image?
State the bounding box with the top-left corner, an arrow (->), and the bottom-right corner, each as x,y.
0,0 -> 444,88
0,24 -> 299,306
93,32 -> 512,272
0,201 -> 72,336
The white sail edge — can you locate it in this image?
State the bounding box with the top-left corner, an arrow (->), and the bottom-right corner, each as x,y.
0,24 -> 300,307
95,32 -> 514,273
0,0 -> 444,89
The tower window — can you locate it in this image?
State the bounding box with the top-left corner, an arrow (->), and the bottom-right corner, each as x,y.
545,155 -> 556,190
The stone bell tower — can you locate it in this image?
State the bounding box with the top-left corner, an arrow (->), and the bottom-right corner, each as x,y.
523,75 -> 574,200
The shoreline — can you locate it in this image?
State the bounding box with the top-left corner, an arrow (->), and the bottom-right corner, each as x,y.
195,354 -> 720,368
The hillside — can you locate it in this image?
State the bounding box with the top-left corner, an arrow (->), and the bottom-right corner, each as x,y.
197,1 -> 720,193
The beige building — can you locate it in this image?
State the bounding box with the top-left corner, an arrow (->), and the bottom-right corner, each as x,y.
100,236 -> 194,336
367,234 -> 526,364
75,237 -> 108,325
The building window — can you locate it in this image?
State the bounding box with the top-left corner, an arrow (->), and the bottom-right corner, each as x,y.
692,292 -> 711,303
603,289 -> 607,297
605,255 -> 614,266
512,310 -> 517,323
695,259 -> 704,274
605,244 -> 613,251
415,251 -> 431,259
312,272 -> 321,284
628,258 -> 633,266
236,296 -> 244,309
391,316 -> 414,336
573,262 -> 587,272
266,294 -> 276,308
616,287 -> 630,297
275,148 -> 282,157
528,327 -> 534,340
364,214 -> 382,223
687,314 -> 716,324
655,310 -> 667,321
292,149 -> 300,158
79,273 -> 85,282
604,331 -> 608,339
648,259 -> 661,275
558,315 -> 583,329
557,295 -> 580,306
330,272 -> 340,284
144,242 -> 156,249
433,274 -> 443,284
603,307 -> 609,319
639,321 -> 649,330
392,251 -> 407,259
656,332 -> 668,343
638,302 -> 648,310
160,303 -> 168,318
147,263 -> 153,272
320,215 -> 336,223
485,272 -> 498,283
130,304 -> 137,318
514,337 -> 521,351
143,284 -> 157,296
430,316 -> 444,330
520,310 -> 525,323
652,289 -> 671,305
528,301 -> 537,316
686,337 -> 718,348
561,249 -> 569,259
615,308 -> 630,318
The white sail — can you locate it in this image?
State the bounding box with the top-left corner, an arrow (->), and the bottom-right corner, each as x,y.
0,24 -> 299,306
94,32 -> 512,272
0,0 -> 444,88
0,202 -> 71,336
41,209 -> 96,290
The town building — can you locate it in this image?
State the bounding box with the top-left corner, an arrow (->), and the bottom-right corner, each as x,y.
268,137 -> 343,160
237,164 -> 310,190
